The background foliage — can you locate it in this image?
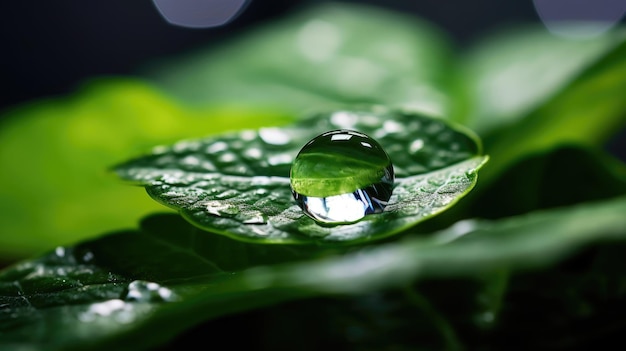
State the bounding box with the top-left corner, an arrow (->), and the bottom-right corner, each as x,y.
1,2 -> 625,350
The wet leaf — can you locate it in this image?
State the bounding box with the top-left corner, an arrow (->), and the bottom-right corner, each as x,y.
0,214 -> 322,351
2,196 -> 625,351
236,195 -> 626,295
114,108 -> 487,244
0,79 -> 293,260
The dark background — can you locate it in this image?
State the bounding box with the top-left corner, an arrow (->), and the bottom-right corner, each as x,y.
0,0 -> 541,111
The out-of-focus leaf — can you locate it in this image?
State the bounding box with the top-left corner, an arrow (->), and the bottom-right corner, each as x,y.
238,195 -> 626,294
479,40 -> 626,183
0,213 -> 325,351
468,145 -> 626,219
455,26 -> 625,132
145,2 -> 455,117
1,196 -> 626,351
114,108 -> 487,244
0,78 -> 293,260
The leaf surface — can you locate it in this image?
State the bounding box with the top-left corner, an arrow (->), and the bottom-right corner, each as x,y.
2,196 -> 626,351
114,109 -> 487,243
0,79 -> 292,259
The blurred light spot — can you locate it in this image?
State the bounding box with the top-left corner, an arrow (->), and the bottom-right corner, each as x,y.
533,0 -> 625,38
297,19 -> 343,62
153,0 -> 250,28
330,111 -> 359,128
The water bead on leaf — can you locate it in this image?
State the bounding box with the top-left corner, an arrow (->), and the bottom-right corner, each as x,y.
289,129 -> 395,224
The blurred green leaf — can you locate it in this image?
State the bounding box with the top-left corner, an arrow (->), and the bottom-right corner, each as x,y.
0,78 -> 293,260
1,195 -> 626,351
145,2 -> 455,117
113,108 -> 486,244
455,26 -> 625,132
479,39 -> 626,183
469,145 -> 626,219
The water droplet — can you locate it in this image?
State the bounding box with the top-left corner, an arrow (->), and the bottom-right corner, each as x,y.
123,280 -> 177,303
290,129 -> 394,224
259,127 -> 291,145
409,139 -> 424,153
54,246 -> 66,258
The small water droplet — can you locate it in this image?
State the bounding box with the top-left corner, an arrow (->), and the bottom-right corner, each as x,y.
290,129 -> 394,224
409,139 -> 424,153
259,127 -> 291,145
242,212 -> 267,224
79,299 -> 134,323
268,153 -> 292,166
204,200 -> 239,217
206,141 -> 228,153
54,246 -> 66,258
244,147 -> 263,159
123,280 -> 177,302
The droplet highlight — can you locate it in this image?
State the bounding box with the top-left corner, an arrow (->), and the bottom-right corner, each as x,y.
290,129 -> 394,224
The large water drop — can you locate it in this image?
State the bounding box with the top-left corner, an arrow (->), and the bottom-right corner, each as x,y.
290,129 -> 394,224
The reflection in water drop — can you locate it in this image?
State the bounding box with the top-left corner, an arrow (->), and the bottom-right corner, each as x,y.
290,129 -> 394,224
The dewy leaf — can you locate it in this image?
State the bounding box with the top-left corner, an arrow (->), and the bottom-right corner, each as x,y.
0,214 -> 324,351
236,195 -> 626,295
2,196 -> 626,351
0,78 -> 293,260
144,2 -> 454,117
114,108 -> 488,244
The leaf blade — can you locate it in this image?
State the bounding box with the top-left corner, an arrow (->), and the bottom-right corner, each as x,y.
114,109 -> 487,243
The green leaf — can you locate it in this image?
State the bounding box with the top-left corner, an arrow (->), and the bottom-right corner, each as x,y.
145,2 -> 455,117
2,196 -> 626,351
479,39 -> 626,184
234,195 -> 626,294
455,26 -> 626,132
468,145 -> 626,219
114,108 -> 487,244
0,78 -> 293,260
0,214 -> 322,351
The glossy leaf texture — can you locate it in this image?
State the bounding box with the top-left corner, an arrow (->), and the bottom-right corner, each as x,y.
0,79 -> 293,259
1,195 -> 626,351
114,108 -> 487,244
